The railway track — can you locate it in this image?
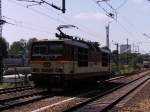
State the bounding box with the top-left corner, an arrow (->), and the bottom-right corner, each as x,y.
0,88 -> 53,111
29,71 -> 150,112
1,71 -> 150,112
65,73 -> 150,112
0,86 -> 33,95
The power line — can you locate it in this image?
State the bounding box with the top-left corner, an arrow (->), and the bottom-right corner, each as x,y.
2,16 -> 54,35
4,19 -> 53,35
7,0 -> 104,42
3,15 -> 54,32
7,0 -> 67,24
116,0 -> 128,10
93,0 -> 117,19
16,0 -> 66,13
38,3 -> 104,40
119,14 -> 150,40
115,20 -> 135,37
92,0 -> 144,40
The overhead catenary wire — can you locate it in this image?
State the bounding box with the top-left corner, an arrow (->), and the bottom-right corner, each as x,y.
93,0 -> 117,19
118,14 -> 150,41
16,0 -> 65,13
7,0 -> 104,43
24,1 -> 104,40
42,5 -> 104,40
7,0 -> 146,46
93,0 -> 150,54
92,0 -> 145,41
4,19 -> 54,35
107,0 -> 148,41
116,0 -> 128,10
7,0 -> 67,24
2,16 -> 54,35
3,15 -> 54,32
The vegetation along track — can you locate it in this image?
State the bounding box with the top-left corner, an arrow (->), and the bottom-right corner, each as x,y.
30,71 -> 150,112
0,87 -> 53,111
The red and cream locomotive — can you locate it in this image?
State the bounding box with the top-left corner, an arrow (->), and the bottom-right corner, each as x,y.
29,25 -> 111,88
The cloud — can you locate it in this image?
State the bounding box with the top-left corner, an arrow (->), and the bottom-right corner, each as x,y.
143,6 -> 150,9
73,12 -> 107,21
132,0 -> 144,3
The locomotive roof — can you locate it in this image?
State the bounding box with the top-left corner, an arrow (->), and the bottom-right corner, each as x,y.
64,39 -> 89,48
34,39 -> 89,48
33,39 -> 111,53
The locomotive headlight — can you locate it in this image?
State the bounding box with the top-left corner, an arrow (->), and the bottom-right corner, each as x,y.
55,62 -> 64,73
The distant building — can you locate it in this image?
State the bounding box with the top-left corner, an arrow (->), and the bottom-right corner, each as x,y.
120,44 -> 131,53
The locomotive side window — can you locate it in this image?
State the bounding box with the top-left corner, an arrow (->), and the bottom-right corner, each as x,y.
65,45 -> 73,60
102,52 -> 109,67
78,47 -> 88,67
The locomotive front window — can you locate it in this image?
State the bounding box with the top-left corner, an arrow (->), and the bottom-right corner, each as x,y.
40,46 -> 48,54
48,45 -> 64,55
32,44 -> 64,55
33,45 -> 48,55
33,46 -> 40,54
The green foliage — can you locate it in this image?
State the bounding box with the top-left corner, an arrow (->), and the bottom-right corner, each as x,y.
9,41 -> 24,56
0,38 -> 8,58
8,38 -> 38,58
0,83 -> 15,89
111,52 -> 143,76
26,38 -> 37,51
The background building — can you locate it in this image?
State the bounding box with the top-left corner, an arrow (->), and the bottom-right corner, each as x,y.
120,44 -> 131,53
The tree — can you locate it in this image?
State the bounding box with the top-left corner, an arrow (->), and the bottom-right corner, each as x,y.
0,37 -> 8,81
26,38 -> 37,51
9,41 -> 24,56
0,38 -> 8,58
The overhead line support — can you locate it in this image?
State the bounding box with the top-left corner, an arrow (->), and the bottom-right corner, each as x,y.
17,0 -> 66,13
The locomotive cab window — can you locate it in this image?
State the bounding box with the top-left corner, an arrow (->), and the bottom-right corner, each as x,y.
33,45 -> 48,55
48,44 -> 64,55
32,44 -> 64,56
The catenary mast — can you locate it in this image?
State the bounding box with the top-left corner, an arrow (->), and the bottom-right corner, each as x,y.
0,0 -> 2,38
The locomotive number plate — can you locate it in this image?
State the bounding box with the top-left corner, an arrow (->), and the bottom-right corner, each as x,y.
43,62 -> 51,67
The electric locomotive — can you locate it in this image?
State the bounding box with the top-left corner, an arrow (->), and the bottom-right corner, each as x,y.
29,25 -> 111,88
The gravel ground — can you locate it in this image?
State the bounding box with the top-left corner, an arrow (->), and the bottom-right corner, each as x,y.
2,96 -> 69,112
110,70 -> 150,84
111,79 -> 150,112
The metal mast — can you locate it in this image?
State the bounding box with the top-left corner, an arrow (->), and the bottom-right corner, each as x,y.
0,0 -> 2,38
106,24 -> 109,49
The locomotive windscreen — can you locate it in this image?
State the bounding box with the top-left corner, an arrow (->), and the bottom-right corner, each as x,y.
32,43 -> 64,56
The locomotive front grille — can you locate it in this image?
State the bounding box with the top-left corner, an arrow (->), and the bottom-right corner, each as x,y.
41,68 -> 53,72
33,68 -> 40,72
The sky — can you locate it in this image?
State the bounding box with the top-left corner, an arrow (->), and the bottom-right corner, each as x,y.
2,0 -> 150,53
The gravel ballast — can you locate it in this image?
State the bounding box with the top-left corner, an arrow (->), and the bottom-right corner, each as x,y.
111,79 -> 150,112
